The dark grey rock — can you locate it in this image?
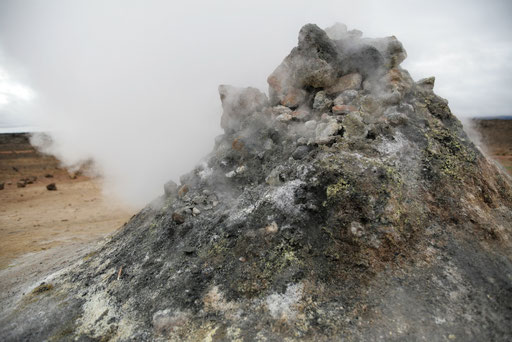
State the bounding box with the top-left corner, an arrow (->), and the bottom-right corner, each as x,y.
417,76 -> 436,90
46,183 -> 57,191
163,180 -> 178,197
219,85 -> 268,133
312,91 -> 332,112
171,212 -> 185,224
292,145 -> 310,160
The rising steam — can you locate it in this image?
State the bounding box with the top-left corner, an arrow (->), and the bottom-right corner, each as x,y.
0,0 -> 511,206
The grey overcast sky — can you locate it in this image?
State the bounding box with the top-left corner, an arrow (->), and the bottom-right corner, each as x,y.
0,0 -> 511,205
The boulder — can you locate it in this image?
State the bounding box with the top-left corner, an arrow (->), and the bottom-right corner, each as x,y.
219,85 -> 268,133
312,91 -> 333,111
290,108 -> 311,121
171,212 -> 185,224
25,176 -> 37,184
325,72 -> 362,94
270,105 -> 292,117
177,184 -> 189,198
324,22 -> 348,40
417,76 -> 436,91
292,145 -> 310,160
315,119 -> 341,144
164,180 -> 178,197
333,89 -> 358,106
280,87 -> 307,108
46,183 -> 57,191
332,104 -> 357,115
268,24 -> 340,104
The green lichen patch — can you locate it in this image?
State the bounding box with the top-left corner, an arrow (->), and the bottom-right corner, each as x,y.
423,123 -> 477,180
326,177 -> 350,200
31,283 -> 54,295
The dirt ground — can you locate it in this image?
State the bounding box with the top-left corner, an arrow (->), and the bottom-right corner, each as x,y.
0,133 -> 135,304
471,118 -> 512,175
0,178 -> 134,268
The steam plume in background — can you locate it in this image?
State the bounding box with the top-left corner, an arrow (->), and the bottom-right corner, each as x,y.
0,0 -> 511,206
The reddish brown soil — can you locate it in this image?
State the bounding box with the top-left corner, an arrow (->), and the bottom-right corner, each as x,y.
471,119 -> 512,175
0,134 -> 134,296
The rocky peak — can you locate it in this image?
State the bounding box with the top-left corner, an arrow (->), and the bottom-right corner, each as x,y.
2,23 -> 511,342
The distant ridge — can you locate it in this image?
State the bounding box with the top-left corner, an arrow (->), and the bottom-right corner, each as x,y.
0,126 -> 42,134
472,115 -> 512,120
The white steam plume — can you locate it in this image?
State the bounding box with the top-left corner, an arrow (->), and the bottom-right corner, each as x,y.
0,0 -> 511,206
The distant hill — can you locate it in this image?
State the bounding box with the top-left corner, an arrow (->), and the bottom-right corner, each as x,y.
472,115 -> 512,120
471,117 -> 512,174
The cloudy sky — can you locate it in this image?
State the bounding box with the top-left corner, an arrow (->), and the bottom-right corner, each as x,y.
0,0 -> 511,205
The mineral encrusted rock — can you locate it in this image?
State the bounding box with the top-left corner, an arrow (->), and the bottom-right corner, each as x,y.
1,23 -> 512,341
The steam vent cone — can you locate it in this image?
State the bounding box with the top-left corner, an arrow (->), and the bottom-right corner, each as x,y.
2,23 -> 512,341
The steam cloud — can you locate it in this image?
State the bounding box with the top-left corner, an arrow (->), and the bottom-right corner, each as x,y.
0,0 -> 511,206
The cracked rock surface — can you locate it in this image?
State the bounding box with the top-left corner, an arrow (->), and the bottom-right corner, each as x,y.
1,23 -> 512,342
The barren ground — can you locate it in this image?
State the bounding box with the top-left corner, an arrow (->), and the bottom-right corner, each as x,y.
471,118 -> 512,175
0,133 -> 134,305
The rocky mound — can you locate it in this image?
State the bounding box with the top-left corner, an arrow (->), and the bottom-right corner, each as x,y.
2,23 -> 512,341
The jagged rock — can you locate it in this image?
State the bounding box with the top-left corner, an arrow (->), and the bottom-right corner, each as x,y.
25,176 -> 37,184
264,221 -> 279,234
333,89 -> 358,106
267,24 -> 340,105
2,23 -> 512,342
270,105 -> 292,117
324,22 -> 348,40
171,212 -> 185,224
280,87 -> 307,108
304,119 -> 317,130
347,29 -> 363,38
46,183 -> 57,191
16,180 -> 26,188
292,145 -> 310,160
325,72 -> 363,94
343,111 -> 367,138
367,36 -> 407,69
163,180 -> 178,197
219,85 -> 268,133
417,76 -> 436,90
297,137 -> 308,146
312,91 -> 333,112
276,113 -> 293,122
381,89 -> 402,105
332,104 -> 357,115
360,94 -> 381,114
315,120 -> 341,144
313,91 -> 332,111
290,108 -> 310,121
177,184 -> 189,198
268,23 -> 407,109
